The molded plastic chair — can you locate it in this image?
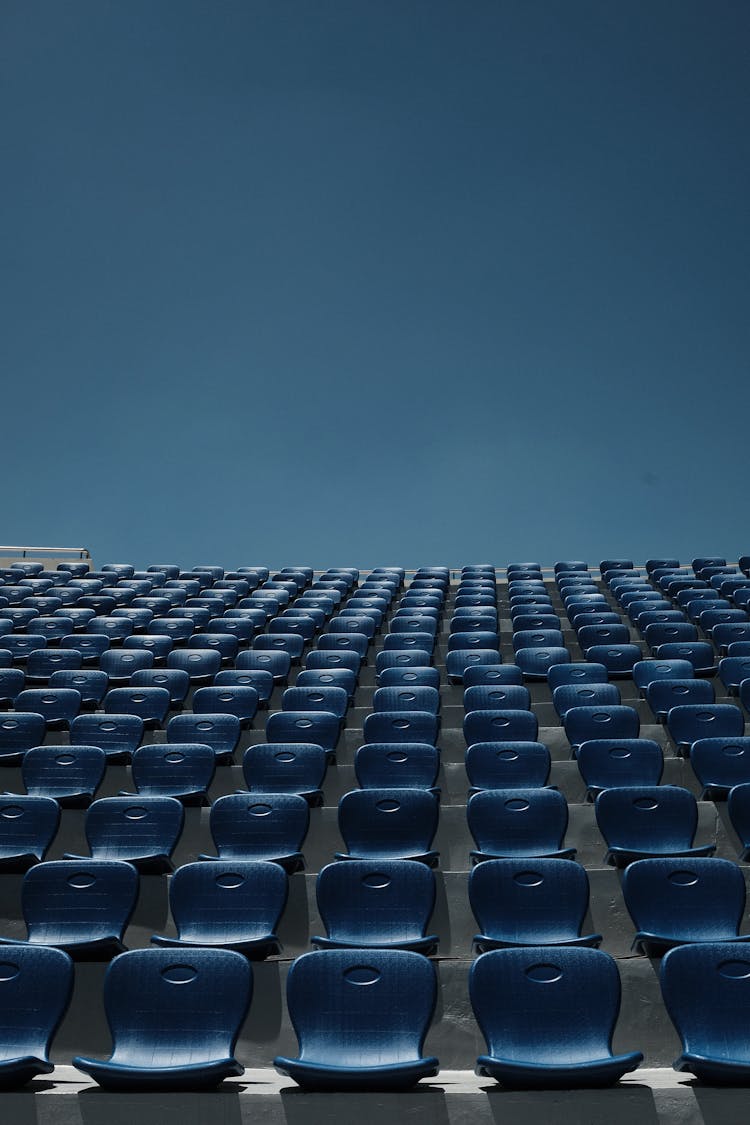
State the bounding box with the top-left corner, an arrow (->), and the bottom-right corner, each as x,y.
0,859 -> 138,958
652,642 -> 716,676
266,710 -> 340,757
594,785 -> 715,867
467,788 -> 575,863
99,649 -> 154,683
166,712 -> 240,764
463,664 -> 524,688
297,667 -> 358,699
202,792 -> 309,872
666,704 -> 745,755
552,682 -> 621,719
242,743 -> 327,805
363,710 -> 439,747
152,859 -> 287,958
469,858 -> 601,950
0,667 -> 25,705
316,632 -> 369,660
727,783 -> 750,860
65,796 -> 185,873
719,657 -> 750,695
373,686 -> 440,716
355,743 -> 440,793
632,659 -> 695,695
273,949 -> 439,1090
515,647 -> 571,680
70,713 -> 143,762
622,857 -> 750,956
470,947 -> 642,1087
15,688 -> 81,729
464,710 -> 539,746
193,685 -> 259,726
0,713 -> 48,764
123,743 -> 216,805
0,795 -> 60,871
66,633 -> 109,662
49,668 -> 109,706
583,644 -> 643,678
215,668 -> 274,706
547,662 -> 608,690
337,788 -> 439,865
660,941 -> 750,1083
20,744 -> 106,807
312,860 -> 437,953
445,649 -> 501,682
305,649 -> 361,675
576,739 -> 664,799
465,742 -> 551,794
25,648 -> 82,682
690,738 -> 750,799
563,705 -> 640,755
103,687 -> 171,728
282,686 -> 348,720
167,648 -> 222,682
0,944 -> 73,1087
72,947 -> 252,1090
464,684 -> 531,712
236,648 -> 292,684
130,667 -> 189,705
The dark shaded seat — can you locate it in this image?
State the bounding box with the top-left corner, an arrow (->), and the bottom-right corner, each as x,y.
666,703 -> 745,756
646,678 -> 715,722
0,944 -> 73,1088
202,792 -> 309,872
514,647 -> 571,680
0,713 -> 49,763
49,668 -> 109,706
72,947 -> 252,1090
336,788 -> 439,866
464,684 -> 531,712
242,743 -> 327,805
594,785 -> 715,867
266,710 -> 341,757
355,743 -> 440,794
463,664 -> 524,688
70,712 -> 143,762
363,710 -> 439,746
445,649 -> 500,683
470,947 -> 642,1087
19,744 -> 106,807
690,737 -> 750,799
0,859 -> 138,959
469,858 -> 601,951
563,705 -> 640,755
152,859 -> 287,958
312,859 -> 437,953
576,739 -> 664,799
0,795 -> 60,871
465,742 -> 550,794
103,686 -> 171,728
632,659 -> 695,696
64,796 -> 185,873
464,709 -> 539,746
622,857 -> 750,956
273,949 -> 439,1090
166,712 -> 240,764
373,685 -> 440,715
122,743 -> 216,805
547,662 -> 608,690
552,682 -> 621,719
467,788 -> 575,863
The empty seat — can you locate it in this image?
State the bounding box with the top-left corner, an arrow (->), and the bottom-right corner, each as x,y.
49,668 -> 109,706
242,743 -> 327,805
547,662 -> 608,690
305,649 -> 361,675
0,713 -> 48,764
576,739 -> 664,799
124,743 -> 216,805
463,664 -> 524,688
690,738 -> 750,799
282,685 -> 348,720
646,678 -> 715,722
632,659 -> 695,695
66,633 -> 110,662
515,647 -> 571,679
202,792 -> 309,871
274,948 -> 438,1090
337,788 -> 439,865
99,649 -> 154,683
363,710 -> 439,746
15,688 -> 81,729
563,705 -> 640,754
266,710 -> 340,756
652,641 -> 716,675
167,648 -> 222,682
0,859 -> 138,958
464,684 -> 531,712
464,709 -> 539,746
20,744 -> 106,807
236,648 -> 292,683
552,682 -> 621,719
296,667 -> 358,698
470,947 -> 642,1087
468,789 -> 575,863
445,649 -> 501,682
660,941 -> 750,1083
166,712 -> 240,763
103,687 -> 171,728
312,860 -> 437,953
465,742 -> 551,793
355,743 -> 440,793
130,668 -> 189,705
65,796 -> 185,873
0,667 -> 24,705
469,858 -> 601,950
583,644 -> 643,677
25,648 -> 82,682
215,668 -> 274,705
0,943 -> 73,1087
622,857 -> 750,956
193,685 -> 259,725
70,713 -> 143,761
0,795 -> 60,871
152,859 -> 287,958
577,624 -> 631,652
595,785 -> 715,867
72,947 -> 252,1090
316,632 -> 369,660
666,703 -> 745,755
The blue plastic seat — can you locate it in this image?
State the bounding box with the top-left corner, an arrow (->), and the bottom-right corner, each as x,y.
660,941 -> 750,1083
510,614 -> 561,633
594,785 -> 715,867
99,649 -> 154,683
0,667 -> 24,705
29,616 -> 74,642
316,632 -> 369,660
577,624 -> 631,652
0,943 -> 73,1087
166,712 -> 240,764
48,668 -> 108,706
727,783 -> 750,860
65,795 -> 184,873
583,644 -> 643,677
464,709 -> 539,745
236,648 -> 292,683
0,635 -> 47,662
646,678 -> 714,722
15,688 -> 81,729
464,684 -> 531,712
152,859 -> 287,958
0,859 -> 138,958
103,686 -> 171,728
0,795 -> 60,871
0,713 -> 48,763
714,623 -> 750,653
467,789 -> 575,862
337,788 -> 439,865
312,860 -> 437,953
355,743 -> 440,793
205,615 -> 257,643
576,739 -> 664,799
666,703 -> 745,755
203,792 -> 309,871
563,705 -> 640,754
470,947 -> 642,1087
274,948 -> 438,1090
305,648 -> 361,674
63,633 -> 109,662
463,664 -> 523,688
266,710 -> 340,756
242,743 -> 327,805
150,616 -> 194,642
70,712 -> 143,762
167,648 -> 223,682
72,946 -> 252,1090
25,648 -> 82,682
130,667 -> 189,704
187,632 -> 240,663
552,682 -> 621,719
691,738 -> 750,799
373,685 -> 440,715
328,614 -> 377,639
123,743 -> 216,805
469,858 -> 601,950
515,647 -> 571,680
377,649 -> 434,678
297,668 -> 357,699
445,649 -> 501,682
654,641 -> 717,675
193,685 -> 259,725
362,710 -> 439,746
621,857 -> 750,956
465,742 -> 550,793
632,659 -> 695,695
512,630 -> 565,653
20,744 -> 106,807
282,685 -> 348,720
547,662 -> 608,690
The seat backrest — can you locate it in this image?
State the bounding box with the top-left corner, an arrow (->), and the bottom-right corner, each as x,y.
464,685 -> 531,712
362,711 -> 439,746
355,743 -> 440,790
632,660 -> 695,692
691,738 -> 750,797
103,947 -> 252,1068
209,793 -> 310,859
0,712 -> 49,760
462,664 -> 524,688
242,744 -> 327,794
282,687 -> 348,718
103,687 -> 171,723
0,944 -> 73,1063
552,683 -> 621,717
595,786 -> 699,852
284,949 -> 436,1065
167,860 -> 288,942
373,686 -> 440,714
316,860 -> 435,944
23,744 -> 107,801
266,710 -> 340,752
660,941 -> 750,1064
167,648 -> 223,679
70,713 -> 144,759
563,705 -> 640,750
465,742 -> 551,790
338,788 -> 439,859
469,857 -> 591,943
464,709 -> 539,745
166,713 -> 241,758
22,859 -> 139,945
130,743 -> 216,798
547,663 -> 608,690
85,796 -> 185,861
467,788 -> 569,856
193,686 -> 260,721
622,857 -> 745,942
666,704 -> 745,750
576,739 -> 663,794
470,947 -> 622,1063
0,794 -> 60,862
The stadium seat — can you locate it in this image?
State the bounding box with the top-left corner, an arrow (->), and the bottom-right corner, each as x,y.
646,678 -> 715,722
595,786 -> 715,867
266,710 -> 341,757
690,738 -> 750,799
103,687 -> 171,728
468,788 -> 574,863
336,788 -> 439,865
464,709 -> 539,745
236,648 -> 292,683
0,713 -> 48,764
193,685 -> 259,726
201,792 -> 309,871
19,744 -> 106,807
0,943 -> 73,1087
242,743 -> 327,805
666,703 -> 745,755
355,743 -> 440,793
123,743 -> 216,805
167,648 -> 223,683
515,647 -> 571,679
465,742 -> 551,793
576,738 -> 664,799
70,713 -> 143,762
547,662 -> 608,690
166,712 -> 240,764
552,683 -> 621,719
445,649 -> 502,682
564,705 -> 640,754
282,685 -> 348,720
25,648 -> 82,682
312,860 -> 437,953
65,796 -> 185,873
0,795 -> 60,871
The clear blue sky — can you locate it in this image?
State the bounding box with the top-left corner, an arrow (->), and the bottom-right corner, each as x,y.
2,1 -> 748,570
